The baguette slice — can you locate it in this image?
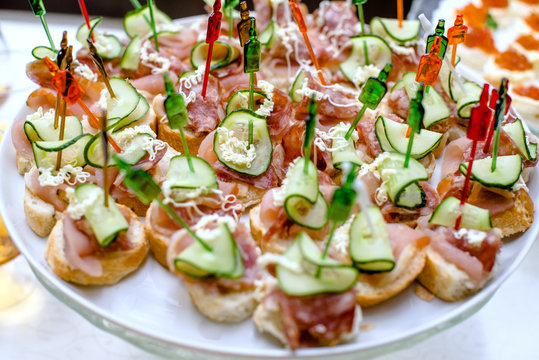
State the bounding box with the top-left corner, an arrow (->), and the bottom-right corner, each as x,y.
45,204 -> 148,285
492,188 -> 534,238
24,187 -> 62,238
355,242 -> 428,307
145,201 -> 170,268
166,224 -> 259,323
253,286 -> 362,348
16,152 -> 34,175
417,247 -> 495,302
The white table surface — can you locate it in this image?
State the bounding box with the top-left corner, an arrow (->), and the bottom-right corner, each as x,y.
0,9 -> 538,360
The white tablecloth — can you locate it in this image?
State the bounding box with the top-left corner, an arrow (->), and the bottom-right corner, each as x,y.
0,10 -> 538,360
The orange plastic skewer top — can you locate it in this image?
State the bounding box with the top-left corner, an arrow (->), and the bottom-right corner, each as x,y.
447,14 -> 468,68
289,0 -> 326,85
397,0 -> 403,28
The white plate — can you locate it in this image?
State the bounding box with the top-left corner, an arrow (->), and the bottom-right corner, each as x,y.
1,15 -> 538,360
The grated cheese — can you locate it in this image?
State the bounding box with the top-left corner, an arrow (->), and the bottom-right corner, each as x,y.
332,217 -> 353,257
113,125 -> 166,161
257,252 -> 303,273
98,89 -> 109,111
353,64 -> 381,86
26,107 -> 55,123
255,80 -> 275,117
140,41 -> 171,75
216,127 -> 257,168
314,122 -> 359,153
74,63 -> 98,82
38,165 -> 91,187
65,187 -> 100,220
193,214 -> 237,241
454,228 -> 487,247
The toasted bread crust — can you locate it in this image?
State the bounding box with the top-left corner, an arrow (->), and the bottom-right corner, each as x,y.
494,189 -> 534,238
16,153 -> 33,175
355,244 -> 427,307
145,202 -> 169,268
157,118 -> 204,156
24,187 -> 61,237
417,247 -> 493,302
45,205 -> 148,285
116,196 -> 149,217
184,281 -> 258,323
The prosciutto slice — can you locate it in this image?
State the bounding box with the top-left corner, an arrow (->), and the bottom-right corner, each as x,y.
266,288 -> 357,349
427,227 -> 502,281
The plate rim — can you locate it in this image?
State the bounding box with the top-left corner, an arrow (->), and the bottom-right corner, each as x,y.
0,14 -> 538,359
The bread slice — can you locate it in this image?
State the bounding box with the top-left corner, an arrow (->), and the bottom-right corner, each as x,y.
144,201 -> 170,268
417,247 -> 494,302
494,188 -> 534,238
16,152 -> 34,175
355,243 -> 428,307
183,280 -> 258,323
157,119 -> 204,157
253,291 -> 361,348
24,187 -> 61,238
45,204 -> 148,285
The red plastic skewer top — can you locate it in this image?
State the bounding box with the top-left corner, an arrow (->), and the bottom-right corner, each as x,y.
455,83 -> 492,230
483,87 -> 512,153
467,84 -> 491,142
289,0 -> 326,85
201,0 -> 223,98
77,0 -> 94,42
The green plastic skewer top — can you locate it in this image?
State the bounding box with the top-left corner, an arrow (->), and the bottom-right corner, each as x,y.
352,0 -> 367,34
147,0 -> 159,52
491,78 -> 509,171
28,0 -> 55,49
163,73 -> 194,172
345,63 -> 392,140
303,96 -> 317,174
317,163 -> 358,277
224,0 -> 239,40
244,20 -> 260,112
404,83 -> 425,168
114,155 -> 212,251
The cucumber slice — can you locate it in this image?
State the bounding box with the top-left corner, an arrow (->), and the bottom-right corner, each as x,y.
166,155 -> 218,189
31,46 -> 58,60
456,81 -> 482,119
76,17 -> 122,59
289,70 -> 306,103
174,224 -> 241,278
84,132 -> 150,168
276,234 -> 358,296
459,155 -> 523,190
298,232 -> 345,267
329,124 -> 363,168
111,95 -> 149,132
503,119 -> 538,161
120,35 -> 142,71
438,56 -> 461,102
284,191 -> 329,230
76,17 -> 102,47
285,158 -> 319,204
190,40 -> 239,71
370,17 -> 420,45
106,78 -> 143,125
24,116 -> 83,142
213,109 -> 272,176
379,152 -> 428,209
32,134 -> 92,169
379,116 -> 443,159
225,89 -> 267,114
374,117 -> 394,152
391,72 -> 450,128
349,205 -> 395,273
340,35 -> 392,84
73,184 -> 129,247
429,196 -> 492,230
123,4 -> 174,39
259,20 -> 279,48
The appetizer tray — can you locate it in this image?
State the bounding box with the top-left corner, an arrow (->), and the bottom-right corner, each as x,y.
1,15 -> 538,360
